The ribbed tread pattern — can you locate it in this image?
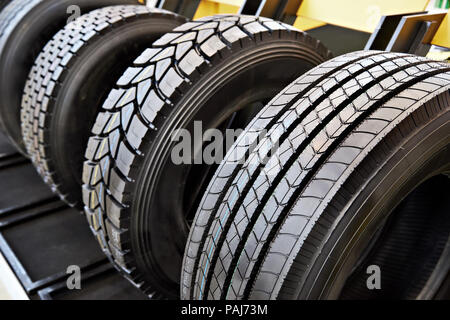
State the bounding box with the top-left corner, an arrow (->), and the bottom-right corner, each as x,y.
20,5 -> 174,206
0,0 -> 37,48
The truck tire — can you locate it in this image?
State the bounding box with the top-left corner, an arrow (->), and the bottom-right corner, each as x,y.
0,0 -> 142,153
181,51 -> 450,300
20,5 -> 186,207
82,15 -> 332,298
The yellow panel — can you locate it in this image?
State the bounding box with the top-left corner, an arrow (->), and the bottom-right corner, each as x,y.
431,10 -> 449,48
207,0 -> 242,6
297,0 -> 430,33
427,50 -> 450,60
293,16 -> 326,31
194,0 -> 242,20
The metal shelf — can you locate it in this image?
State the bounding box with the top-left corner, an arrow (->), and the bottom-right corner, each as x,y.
0,133 -> 147,300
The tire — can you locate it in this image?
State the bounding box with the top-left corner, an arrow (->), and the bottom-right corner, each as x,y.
181,51 -> 450,300
20,6 -> 186,208
0,0 -> 11,12
0,0 -> 142,154
82,15 -> 332,298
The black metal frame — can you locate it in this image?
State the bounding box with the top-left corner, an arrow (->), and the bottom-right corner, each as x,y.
0,233 -> 108,297
238,0 -> 267,16
156,0 -> 201,18
365,12 -> 446,56
0,174 -> 110,298
0,134 -> 145,300
37,263 -> 112,300
241,0 -> 303,22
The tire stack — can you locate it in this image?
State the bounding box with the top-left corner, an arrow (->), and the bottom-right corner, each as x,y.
0,0 -> 448,300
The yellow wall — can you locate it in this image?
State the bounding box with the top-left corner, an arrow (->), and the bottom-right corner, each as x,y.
193,0 -> 242,19
297,0 -> 430,33
432,9 -> 450,48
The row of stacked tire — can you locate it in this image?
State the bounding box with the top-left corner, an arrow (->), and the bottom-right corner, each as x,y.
0,0 -> 449,300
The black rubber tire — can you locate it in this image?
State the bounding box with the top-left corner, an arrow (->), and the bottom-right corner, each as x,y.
0,0 -> 141,154
82,14 -> 332,299
20,5 -> 186,208
181,51 -> 450,300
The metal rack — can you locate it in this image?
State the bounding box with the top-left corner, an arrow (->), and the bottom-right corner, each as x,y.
0,133 -> 147,300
